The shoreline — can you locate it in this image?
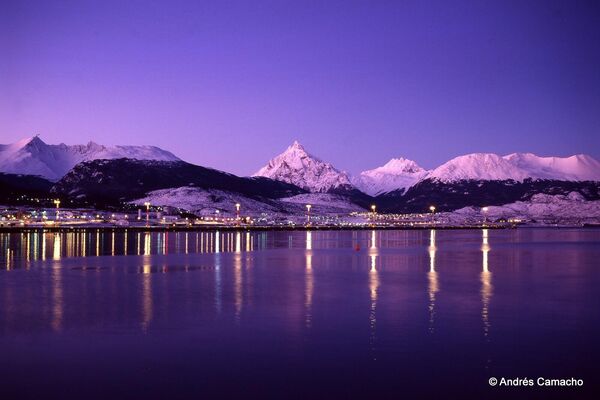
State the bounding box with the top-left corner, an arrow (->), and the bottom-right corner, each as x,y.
0,224 -> 585,233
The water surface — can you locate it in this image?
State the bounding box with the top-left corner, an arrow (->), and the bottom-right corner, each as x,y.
1,229 -> 599,398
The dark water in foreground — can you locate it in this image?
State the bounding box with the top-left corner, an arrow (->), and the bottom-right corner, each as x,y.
1,229 -> 599,399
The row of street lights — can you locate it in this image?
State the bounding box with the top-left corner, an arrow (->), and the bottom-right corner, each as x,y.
369,204 -> 489,224
50,199 -> 490,228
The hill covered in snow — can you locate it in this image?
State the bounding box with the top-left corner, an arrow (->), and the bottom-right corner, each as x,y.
0,136 -> 180,180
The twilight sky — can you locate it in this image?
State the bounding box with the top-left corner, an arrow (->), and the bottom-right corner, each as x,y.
1,0 -> 599,175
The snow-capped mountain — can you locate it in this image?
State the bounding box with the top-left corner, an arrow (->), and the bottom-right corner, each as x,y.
253,141 -> 352,192
351,157 -> 428,196
424,152 -> 600,183
0,136 -> 180,180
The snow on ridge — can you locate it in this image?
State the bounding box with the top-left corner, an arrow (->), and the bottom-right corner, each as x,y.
502,153 -> 600,181
424,152 -> 600,183
0,136 -> 180,180
253,141 -> 352,193
426,153 -> 528,182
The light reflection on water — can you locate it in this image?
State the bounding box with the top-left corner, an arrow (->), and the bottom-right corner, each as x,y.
428,229 -> 438,334
1,228 -> 599,397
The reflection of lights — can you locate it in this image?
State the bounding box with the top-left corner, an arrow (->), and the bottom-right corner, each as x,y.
427,229 -> 438,334
246,232 -> 251,252
482,229 -> 490,272
215,231 -> 220,254
235,232 -> 241,254
305,243 -> 313,328
42,232 -> 46,261
369,250 -> 379,360
53,233 -> 61,260
428,230 -> 436,273
481,229 -> 492,338
215,250 -> 222,313
136,232 -> 141,256
111,231 -> 115,256
96,230 -> 100,256
51,264 -> 63,332
234,252 -> 242,320
5,249 -> 11,270
369,230 -> 378,272
25,233 -> 30,263
33,232 -> 38,262
144,233 -> 151,255
141,259 -> 153,332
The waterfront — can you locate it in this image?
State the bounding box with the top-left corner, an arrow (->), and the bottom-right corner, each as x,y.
1,229 -> 599,398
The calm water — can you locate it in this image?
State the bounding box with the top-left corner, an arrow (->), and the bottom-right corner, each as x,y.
1,229 -> 599,399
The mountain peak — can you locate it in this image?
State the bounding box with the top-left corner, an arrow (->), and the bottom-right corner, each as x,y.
288,140 -> 305,151
380,157 -> 425,173
253,142 -> 351,192
12,135 -> 45,150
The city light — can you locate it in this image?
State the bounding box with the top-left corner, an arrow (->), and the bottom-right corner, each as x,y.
54,199 -> 61,221
144,202 -> 151,226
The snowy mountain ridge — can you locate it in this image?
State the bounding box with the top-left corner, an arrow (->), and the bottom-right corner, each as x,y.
425,152 -> 600,183
0,136 -> 180,180
255,142 -> 600,196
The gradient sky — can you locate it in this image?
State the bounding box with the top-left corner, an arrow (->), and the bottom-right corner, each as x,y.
1,0 -> 599,175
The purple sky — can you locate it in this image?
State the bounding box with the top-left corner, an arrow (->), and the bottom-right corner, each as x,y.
2,0 -> 599,175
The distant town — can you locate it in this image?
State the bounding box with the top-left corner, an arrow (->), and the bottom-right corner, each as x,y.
0,199 -> 525,230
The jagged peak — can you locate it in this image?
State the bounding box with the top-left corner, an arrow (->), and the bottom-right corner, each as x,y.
288,140 -> 305,151
12,135 -> 45,149
253,141 -> 351,192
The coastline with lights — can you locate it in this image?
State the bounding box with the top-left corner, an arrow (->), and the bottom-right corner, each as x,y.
2,196 -> 597,231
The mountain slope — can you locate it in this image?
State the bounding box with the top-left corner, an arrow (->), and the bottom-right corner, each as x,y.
378,178 -> 600,213
0,136 -> 180,180
352,157 -> 428,196
132,188 -> 364,217
51,158 -> 306,206
253,141 -> 352,192
0,173 -> 54,205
